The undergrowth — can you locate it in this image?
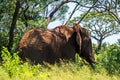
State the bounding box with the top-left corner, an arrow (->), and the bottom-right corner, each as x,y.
0,47 -> 119,80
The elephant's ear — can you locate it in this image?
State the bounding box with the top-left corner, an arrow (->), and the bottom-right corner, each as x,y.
73,23 -> 82,52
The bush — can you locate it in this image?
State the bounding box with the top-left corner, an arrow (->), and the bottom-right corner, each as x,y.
1,47 -> 40,79
96,44 -> 120,74
0,46 -> 119,80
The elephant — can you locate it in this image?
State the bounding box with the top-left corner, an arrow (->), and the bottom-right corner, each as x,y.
18,23 -> 96,67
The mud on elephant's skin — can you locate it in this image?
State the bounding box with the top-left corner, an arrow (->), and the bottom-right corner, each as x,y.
18,23 -> 96,67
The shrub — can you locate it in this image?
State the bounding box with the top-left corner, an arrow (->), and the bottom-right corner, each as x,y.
96,44 -> 120,74
0,46 -> 119,80
1,47 -> 40,79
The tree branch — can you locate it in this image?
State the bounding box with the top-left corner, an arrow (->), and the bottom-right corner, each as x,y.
109,11 -> 120,24
64,4 -> 79,25
94,0 -> 120,24
78,0 -> 98,24
47,0 -> 69,25
91,35 -> 99,41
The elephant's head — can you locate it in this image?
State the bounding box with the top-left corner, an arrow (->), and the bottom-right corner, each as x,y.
73,23 -> 96,67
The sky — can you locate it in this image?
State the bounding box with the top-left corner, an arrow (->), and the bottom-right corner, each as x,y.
47,2 -> 120,44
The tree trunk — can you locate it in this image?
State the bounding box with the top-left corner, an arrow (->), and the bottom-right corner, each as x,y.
7,0 -> 21,52
97,38 -> 103,51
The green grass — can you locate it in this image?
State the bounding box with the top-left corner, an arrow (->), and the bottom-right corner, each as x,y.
0,47 -> 120,80
0,63 -> 120,80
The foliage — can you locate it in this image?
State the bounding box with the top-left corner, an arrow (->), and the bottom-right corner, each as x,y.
0,0 -> 120,79
96,44 -> 120,74
0,0 -> 120,52
78,10 -> 119,50
1,47 -> 40,79
0,0 -> 16,49
0,0 -> 70,52
0,47 -> 119,80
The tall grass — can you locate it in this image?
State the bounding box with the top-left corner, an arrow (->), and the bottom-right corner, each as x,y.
0,47 -> 120,80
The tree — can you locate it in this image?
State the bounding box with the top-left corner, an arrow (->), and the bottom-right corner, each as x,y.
19,0 -> 70,27
77,0 -> 120,24
7,0 -> 21,51
0,0 -> 120,52
94,0 -> 120,24
80,11 -> 119,50
0,0 -> 71,51
0,0 -> 16,51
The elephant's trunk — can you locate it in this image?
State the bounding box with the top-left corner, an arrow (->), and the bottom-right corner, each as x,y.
89,57 -> 99,69
89,56 -> 98,64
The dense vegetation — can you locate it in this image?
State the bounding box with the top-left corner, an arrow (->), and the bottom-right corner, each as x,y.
0,44 -> 120,80
0,0 -> 120,80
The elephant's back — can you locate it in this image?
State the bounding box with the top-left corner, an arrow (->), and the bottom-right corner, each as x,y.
18,27 -> 65,64
18,28 -> 47,63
